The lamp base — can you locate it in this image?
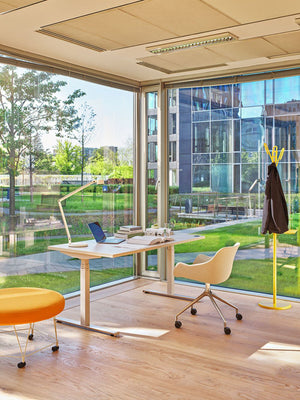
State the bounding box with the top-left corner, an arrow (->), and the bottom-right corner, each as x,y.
68,242 -> 88,248
259,299 -> 291,310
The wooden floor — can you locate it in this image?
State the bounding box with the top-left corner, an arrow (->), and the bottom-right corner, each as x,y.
0,279 -> 299,400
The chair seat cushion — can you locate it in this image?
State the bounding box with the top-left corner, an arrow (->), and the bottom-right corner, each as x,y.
0,287 -> 65,326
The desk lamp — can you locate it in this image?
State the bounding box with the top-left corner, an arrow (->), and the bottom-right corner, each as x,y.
58,179 -> 102,248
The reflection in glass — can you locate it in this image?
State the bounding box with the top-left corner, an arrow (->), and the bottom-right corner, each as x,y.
193,165 -> 210,189
193,122 -> 210,153
192,87 -> 210,111
211,120 -> 232,152
211,85 -> 232,109
274,76 -> 300,104
241,118 -> 263,151
241,81 -> 264,107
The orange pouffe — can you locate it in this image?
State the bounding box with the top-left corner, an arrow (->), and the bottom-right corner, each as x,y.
0,287 -> 65,326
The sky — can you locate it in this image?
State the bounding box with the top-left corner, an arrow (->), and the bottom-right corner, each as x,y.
42,74 -> 134,151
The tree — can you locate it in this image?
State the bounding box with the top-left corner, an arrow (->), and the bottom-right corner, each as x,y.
54,140 -> 81,174
0,65 -> 85,229
86,147 -> 118,177
72,102 -> 96,185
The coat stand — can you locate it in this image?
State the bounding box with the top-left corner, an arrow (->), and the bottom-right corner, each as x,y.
259,144 -> 291,310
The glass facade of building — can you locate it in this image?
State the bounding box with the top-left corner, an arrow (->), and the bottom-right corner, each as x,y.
167,76 -> 299,299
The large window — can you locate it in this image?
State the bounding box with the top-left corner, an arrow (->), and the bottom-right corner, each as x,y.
0,64 -> 135,294
167,75 -> 299,299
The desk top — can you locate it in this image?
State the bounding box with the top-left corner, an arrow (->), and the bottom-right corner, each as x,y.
48,232 -> 204,259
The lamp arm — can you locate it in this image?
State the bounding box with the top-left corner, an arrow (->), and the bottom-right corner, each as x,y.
58,199 -> 72,245
59,179 -> 97,202
58,179 -> 97,246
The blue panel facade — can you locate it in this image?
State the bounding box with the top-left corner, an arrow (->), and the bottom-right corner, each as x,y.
178,88 -> 192,193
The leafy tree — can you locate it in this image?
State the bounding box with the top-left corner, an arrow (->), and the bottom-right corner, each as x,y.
34,150 -> 56,174
54,140 -> 81,174
0,65 -> 85,229
86,147 -> 118,177
72,102 -> 96,185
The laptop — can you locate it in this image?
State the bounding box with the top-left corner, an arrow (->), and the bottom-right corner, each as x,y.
88,222 -> 125,244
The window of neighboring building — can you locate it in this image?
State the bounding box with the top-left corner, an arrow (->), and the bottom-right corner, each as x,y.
147,115 -> 157,136
168,112 -> 176,135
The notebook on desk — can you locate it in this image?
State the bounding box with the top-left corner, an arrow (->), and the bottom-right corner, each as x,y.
88,222 -> 125,244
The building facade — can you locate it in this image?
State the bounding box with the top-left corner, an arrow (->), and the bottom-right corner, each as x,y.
147,76 -> 300,195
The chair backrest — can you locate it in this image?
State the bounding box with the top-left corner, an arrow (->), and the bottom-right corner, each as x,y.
174,243 -> 240,285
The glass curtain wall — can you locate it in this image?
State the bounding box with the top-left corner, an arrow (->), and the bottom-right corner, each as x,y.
0,64 -> 135,294
167,76 -> 300,298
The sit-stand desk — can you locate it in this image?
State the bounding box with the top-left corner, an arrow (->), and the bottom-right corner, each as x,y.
48,232 -> 204,337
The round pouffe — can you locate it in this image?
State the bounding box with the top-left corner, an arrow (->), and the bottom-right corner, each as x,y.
0,287 -> 65,326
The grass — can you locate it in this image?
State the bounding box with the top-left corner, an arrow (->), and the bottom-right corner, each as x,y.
175,221 -> 263,253
176,257 -> 300,298
0,267 -> 133,295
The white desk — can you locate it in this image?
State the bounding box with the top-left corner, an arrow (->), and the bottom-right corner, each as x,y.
48,232 -> 204,336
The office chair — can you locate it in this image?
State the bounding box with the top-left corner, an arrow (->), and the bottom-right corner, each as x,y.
173,243 -> 242,334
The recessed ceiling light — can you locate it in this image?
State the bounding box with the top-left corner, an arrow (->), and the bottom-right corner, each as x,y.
147,33 -> 237,55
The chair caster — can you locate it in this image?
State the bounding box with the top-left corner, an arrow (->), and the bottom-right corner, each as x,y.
224,327 -> 231,335
28,334 -> 34,340
236,313 -> 243,320
191,308 -> 197,315
52,345 -> 59,352
17,361 -> 26,368
175,320 -> 182,329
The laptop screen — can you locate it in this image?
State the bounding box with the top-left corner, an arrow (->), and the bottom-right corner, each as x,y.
88,222 -> 106,243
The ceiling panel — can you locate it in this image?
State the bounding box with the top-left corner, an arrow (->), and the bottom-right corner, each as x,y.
209,38 -> 285,61
39,8 -> 177,50
0,0 -> 45,14
138,47 -> 228,73
205,0 -> 300,24
265,30 -> 300,54
38,0 -> 238,52
124,0 -> 238,36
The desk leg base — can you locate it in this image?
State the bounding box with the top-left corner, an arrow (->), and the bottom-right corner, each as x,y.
143,289 -> 195,301
56,318 -> 120,337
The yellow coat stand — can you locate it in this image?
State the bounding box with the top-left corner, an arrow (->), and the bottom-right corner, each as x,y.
259,144 -> 291,310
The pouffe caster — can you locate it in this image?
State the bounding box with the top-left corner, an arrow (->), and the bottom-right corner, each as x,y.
28,334 -> 34,340
175,320 -> 182,329
17,361 -> 26,368
236,313 -> 243,320
52,346 -> 59,352
224,327 -> 231,335
191,308 -> 197,315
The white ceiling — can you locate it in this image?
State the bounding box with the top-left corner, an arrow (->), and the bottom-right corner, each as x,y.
0,0 -> 300,87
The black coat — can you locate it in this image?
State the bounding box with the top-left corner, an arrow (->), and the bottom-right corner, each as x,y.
261,162 -> 289,234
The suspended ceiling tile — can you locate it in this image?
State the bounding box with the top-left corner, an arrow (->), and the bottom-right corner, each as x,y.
138,47 -> 228,73
124,0 -> 238,37
204,0 -> 300,24
265,30 -> 300,54
0,0 -> 45,14
39,7 -> 176,50
209,38 -> 285,61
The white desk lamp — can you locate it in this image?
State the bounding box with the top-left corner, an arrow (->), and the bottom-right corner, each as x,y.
58,179 -> 102,248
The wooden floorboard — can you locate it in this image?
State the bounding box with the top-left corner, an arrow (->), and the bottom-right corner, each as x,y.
0,279 -> 299,400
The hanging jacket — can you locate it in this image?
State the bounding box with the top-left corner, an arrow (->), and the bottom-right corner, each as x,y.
261,162 -> 289,234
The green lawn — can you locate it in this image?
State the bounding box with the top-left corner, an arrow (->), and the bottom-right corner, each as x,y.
176,257 -> 300,298
175,221 -> 263,253
0,267 -> 133,294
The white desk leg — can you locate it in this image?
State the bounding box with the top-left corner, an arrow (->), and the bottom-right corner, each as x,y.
80,259 -> 90,326
143,245 -> 194,301
56,258 -> 120,337
166,245 -> 175,295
